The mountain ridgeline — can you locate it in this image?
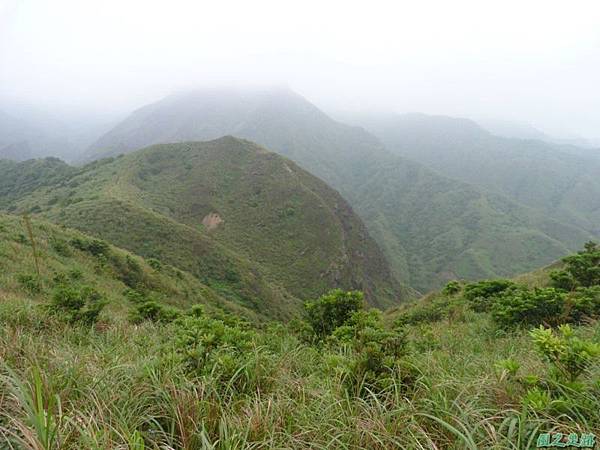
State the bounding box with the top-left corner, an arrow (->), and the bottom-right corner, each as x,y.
87,87 -> 592,292
0,137 -> 405,316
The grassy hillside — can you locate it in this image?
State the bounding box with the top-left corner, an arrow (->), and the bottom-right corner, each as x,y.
86,87 -> 591,292
0,137 -> 405,313
0,213 -> 257,321
1,238 -> 598,448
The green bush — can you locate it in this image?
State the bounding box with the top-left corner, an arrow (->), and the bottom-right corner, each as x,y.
129,300 -> 180,324
442,280 -> 462,296
288,318 -> 315,344
304,289 -> 364,339
115,255 -> 145,288
464,279 -> 516,312
551,241 -> 600,290
328,310 -> 412,395
412,324 -> 440,352
530,324 -> 600,382
70,237 -> 110,257
394,297 -> 448,326
47,284 -> 106,325
549,270 -> 576,291
172,314 -> 271,394
123,288 -> 147,304
566,286 -> 600,323
491,287 -> 565,329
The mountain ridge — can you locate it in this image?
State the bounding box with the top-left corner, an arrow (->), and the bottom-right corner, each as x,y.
0,136 -> 407,314
82,87 -> 593,292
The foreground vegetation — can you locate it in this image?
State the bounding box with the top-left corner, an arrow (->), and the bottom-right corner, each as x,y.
1,210 -> 599,448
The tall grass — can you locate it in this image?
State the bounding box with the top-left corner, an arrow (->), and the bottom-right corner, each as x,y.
1,300 -> 598,449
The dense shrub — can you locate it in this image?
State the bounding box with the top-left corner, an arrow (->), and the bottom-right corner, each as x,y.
123,288 -> 147,304
47,284 -> 106,325
442,280 -> 462,296
304,289 -> 363,339
394,297 -> 448,326
464,279 -> 516,312
530,324 -> 600,382
551,241 -> 600,290
129,300 -> 180,324
491,287 -> 565,328
566,286 -> 600,323
115,255 -> 145,288
491,284 -> 600,329
172,314 -> 272,394
329,310 -> 412,395
549,270 -> 577,291
70,237 -> 110,257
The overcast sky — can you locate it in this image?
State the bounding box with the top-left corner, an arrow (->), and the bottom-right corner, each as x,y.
1,0 -> 599,139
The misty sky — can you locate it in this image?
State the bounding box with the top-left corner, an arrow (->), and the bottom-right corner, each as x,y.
1,0 -> 600,139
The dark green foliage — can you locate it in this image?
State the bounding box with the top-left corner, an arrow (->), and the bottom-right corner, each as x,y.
442,280 -> 461,296
464,279 -> 516,312
567,286 -> 600,323
549,269 -> 576,291
173,315 -> 255,371
123,288 -> 147,304
0,158 -> 75,209
297,291 -> 414,396
491,287 -> 566,329
288,317 -> 315,344
47,284 -> 106,325
485,246 -> 600,327
68,268 -> 83,280
0,212 -> 260,332
129,300 -> 180,324
551,241 -> 600,290
304,289 -> 364,339
125,288 -> 182,324
70,237 -> 110,257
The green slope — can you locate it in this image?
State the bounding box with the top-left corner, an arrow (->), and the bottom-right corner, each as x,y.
0,137 -> 405,314
354,113 -> 600,237
0,212 -> 257,320
86,87 -> 591,292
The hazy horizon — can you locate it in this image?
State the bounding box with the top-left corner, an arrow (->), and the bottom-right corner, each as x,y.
1,0 -> 600,141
